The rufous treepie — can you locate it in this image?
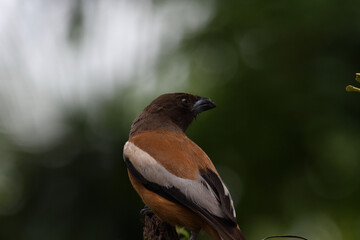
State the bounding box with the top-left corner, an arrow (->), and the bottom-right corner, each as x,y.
123,93 -> 246,240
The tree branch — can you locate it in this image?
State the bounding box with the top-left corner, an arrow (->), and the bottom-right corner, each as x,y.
143,214 -> 180,240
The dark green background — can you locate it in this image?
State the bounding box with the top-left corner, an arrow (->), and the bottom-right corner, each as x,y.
1,0 -> 360,239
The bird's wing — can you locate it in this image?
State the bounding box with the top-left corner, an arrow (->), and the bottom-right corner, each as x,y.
123,130 -> 244,240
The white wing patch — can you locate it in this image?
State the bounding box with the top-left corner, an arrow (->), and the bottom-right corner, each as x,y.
222,181 -> 236,218
124,141 -> 225,218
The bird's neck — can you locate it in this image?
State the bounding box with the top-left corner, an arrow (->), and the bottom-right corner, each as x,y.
129,112 -> 186,137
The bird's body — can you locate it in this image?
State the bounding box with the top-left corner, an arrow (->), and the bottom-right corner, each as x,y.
123,93 -> 245,240
125,131 -> 220,238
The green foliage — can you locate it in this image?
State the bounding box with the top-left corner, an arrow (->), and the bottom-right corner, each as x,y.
346,73 -> 360,93
176,226 -> 190,240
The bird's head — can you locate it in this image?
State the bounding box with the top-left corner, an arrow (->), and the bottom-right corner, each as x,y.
130,93 -> 216,136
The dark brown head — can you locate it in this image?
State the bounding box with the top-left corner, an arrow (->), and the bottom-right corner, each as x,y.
129,93 -> 216,136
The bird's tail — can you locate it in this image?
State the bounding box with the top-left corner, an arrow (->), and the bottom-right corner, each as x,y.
216,224 -> 246,240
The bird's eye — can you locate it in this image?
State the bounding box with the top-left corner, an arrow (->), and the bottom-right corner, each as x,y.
181,98 -> 188,104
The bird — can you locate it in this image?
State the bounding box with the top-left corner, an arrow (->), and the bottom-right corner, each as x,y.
123,93 -> 246,240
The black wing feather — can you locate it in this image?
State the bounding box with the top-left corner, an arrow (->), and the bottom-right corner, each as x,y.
124,155 -> 245,240
199,168 -> 237,225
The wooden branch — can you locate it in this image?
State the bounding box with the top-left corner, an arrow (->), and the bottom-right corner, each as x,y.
143,214 -> 179,240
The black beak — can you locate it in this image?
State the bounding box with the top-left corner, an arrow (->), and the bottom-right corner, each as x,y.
192,97 -> 216,115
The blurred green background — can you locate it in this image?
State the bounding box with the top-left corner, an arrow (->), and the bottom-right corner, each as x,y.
0,0 -> 360,239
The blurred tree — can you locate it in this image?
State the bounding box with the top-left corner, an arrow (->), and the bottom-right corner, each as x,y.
1,0 -> 360,240
0,96 -> 144,240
